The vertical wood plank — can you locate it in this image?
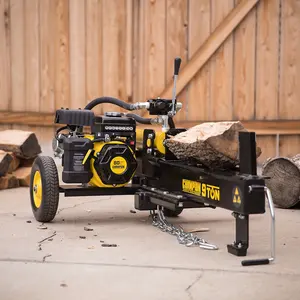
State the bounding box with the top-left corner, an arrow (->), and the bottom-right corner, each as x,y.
0,0 -> 11,111
166,0 -> 188,121
137,0 -> 146,103
85,0 -> 102,113
24,0 -> 40,112
256,0 -> 280,120
256,136 -> 277,164
69,0 -> 86,110
132,0 -> 140,103
279,0 -> 300,120
279,135 -> 300,158
102,0 -> 127,112
39,0 -> 55,112
166,0 -> 187,80
233,0 -> 256,120
54,0 -> 70,111
188,0 -> 210,121
10,0 -> 25,112
126,0 -> 133,103
144,0 -> 166,100
0,125 -> 12,131
210,0 -> 234,121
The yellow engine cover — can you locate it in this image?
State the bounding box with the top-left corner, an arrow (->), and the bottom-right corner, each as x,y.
84,135 -> 137,188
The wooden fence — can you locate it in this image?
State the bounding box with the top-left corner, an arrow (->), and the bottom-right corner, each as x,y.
0,0 -> 299,162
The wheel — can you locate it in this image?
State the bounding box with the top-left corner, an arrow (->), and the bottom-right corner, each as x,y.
30,156 -> 59,222
163,207 -> 183,217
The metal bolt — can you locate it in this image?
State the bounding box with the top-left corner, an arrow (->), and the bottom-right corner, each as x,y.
147,148 -> 152,154
238,214 -> 245,220
33,185 -> 37,193
148,134 -> 153,139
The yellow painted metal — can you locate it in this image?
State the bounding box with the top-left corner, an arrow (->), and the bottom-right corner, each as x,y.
136,129 -> 166,154
82,149 -> 92,165
33,170 -> 42,208
84,135 -> 134,188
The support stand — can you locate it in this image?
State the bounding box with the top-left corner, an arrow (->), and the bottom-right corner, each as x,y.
227,213 -> 249,256
227,132 -> 257,256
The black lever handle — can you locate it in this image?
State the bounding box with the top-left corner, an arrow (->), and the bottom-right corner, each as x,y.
174,57 -> 181,75
241,258 -> 270,266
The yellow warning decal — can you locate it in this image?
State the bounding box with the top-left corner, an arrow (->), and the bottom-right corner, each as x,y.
233,186 -> 242,205
110,156 -> 127,175
182,179 -> 220,201
182,179 -> 201,196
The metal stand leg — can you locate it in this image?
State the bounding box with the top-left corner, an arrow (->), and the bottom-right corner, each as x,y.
241,186 -> 276,266
227,213 -> 249,256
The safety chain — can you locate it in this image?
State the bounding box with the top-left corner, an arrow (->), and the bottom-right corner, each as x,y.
150,206 -> 218,250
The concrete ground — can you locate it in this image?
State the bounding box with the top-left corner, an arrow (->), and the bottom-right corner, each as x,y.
0,145 -> 300,299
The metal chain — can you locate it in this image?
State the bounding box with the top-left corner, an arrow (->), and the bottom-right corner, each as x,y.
150,206 -> 218,250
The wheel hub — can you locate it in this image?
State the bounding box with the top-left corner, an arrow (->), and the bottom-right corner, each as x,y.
32,171 -> 42,208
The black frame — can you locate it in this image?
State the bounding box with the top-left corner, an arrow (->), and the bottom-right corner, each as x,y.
58,131 -> 266,257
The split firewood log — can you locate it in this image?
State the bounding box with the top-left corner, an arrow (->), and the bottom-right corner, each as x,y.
0,151 -> 21,176
0,174 -> 19,190
0,150 -> 13,176
12,167 -> 32,187
165,121 -> 261,169
7,152 -> 20,173
0,130 -> 41,159
262,154 -> 300,208
19,158 -> 36,168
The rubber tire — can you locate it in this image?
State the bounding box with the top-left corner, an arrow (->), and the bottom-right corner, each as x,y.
30,156 -> 59,223
163,207 -> 183,217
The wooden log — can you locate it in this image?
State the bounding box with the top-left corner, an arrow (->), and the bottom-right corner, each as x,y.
262,154 -> 300,208
0,130 -> 41,159
0,174 -> 19,190
12,167 -> 32,187
19,157 -> 35,167
7,152 -> 20,173
165,121 -> 261,169
0,150 -> 13,176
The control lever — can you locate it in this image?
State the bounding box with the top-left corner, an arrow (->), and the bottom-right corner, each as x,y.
170,57 -> 182,116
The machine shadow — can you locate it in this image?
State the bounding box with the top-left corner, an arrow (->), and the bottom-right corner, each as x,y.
51,210 -> 235,226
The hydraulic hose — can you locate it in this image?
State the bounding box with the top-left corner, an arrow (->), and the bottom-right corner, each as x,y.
84,96 -> 134,111
84,96 -> 176,129
126,113 -> 152,125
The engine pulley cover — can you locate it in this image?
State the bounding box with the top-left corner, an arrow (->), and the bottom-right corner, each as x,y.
94,143 -> 137,185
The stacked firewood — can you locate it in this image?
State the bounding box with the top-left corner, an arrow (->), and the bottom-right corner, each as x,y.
0,130 -> 41,190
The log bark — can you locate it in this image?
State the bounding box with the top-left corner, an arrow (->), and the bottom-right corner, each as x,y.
19,157 -> 36,167
0,150 -> 13,177
0,174 -> 19,190
12,167 -> 32,187
262,154 -> 300,208
0,130 -> 41,159
165,121 -> 261,169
